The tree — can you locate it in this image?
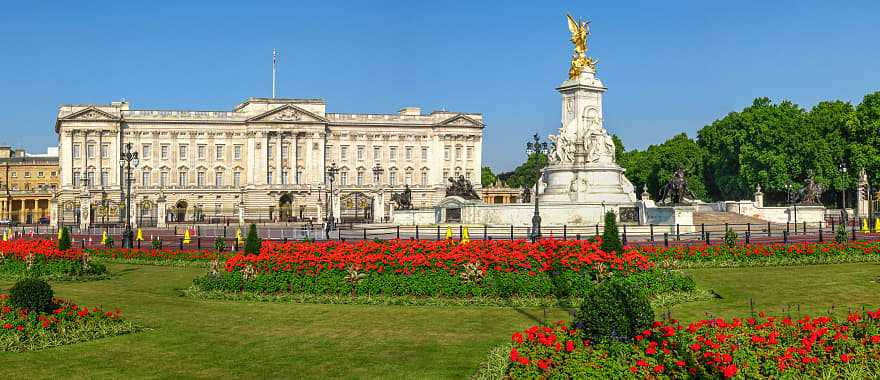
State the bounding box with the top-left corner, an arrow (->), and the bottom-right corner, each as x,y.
481,166 -> 497,187
618,133 -> 707,201
244,223 -> 261,255
499,152 -> 548,189
600,211 -> 623,255
57,226 -> 71,251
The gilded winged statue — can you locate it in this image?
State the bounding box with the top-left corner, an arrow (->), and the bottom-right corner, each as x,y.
566,14 -> 597,79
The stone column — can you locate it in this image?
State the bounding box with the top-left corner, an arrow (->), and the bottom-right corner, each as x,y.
49,196 -> 59,228
238,201 -> 245,226
858,169 -> 869,218
754,185 -> 764,208
79,191 -> 91,230
275,132 -> 282,185
156,195 -> 167,228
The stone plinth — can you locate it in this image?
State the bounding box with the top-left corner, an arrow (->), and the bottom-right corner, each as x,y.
540,163 -> 636,203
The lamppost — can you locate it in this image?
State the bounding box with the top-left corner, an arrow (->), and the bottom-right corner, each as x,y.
840,163 -> 848,211
325,162 -> 339,239
119,143 -> 139,248
526,134 -> 548,242
786,180 -> 798,228
372,162 -> 384,222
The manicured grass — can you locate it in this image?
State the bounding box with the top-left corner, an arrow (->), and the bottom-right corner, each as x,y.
0,262 -> 877,379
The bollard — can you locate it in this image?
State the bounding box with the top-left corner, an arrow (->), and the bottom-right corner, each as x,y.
676,224 -> 680,241
819,228 -> 823,242
802,221 -> 806,235
745,231 -> 751,244
783,230 -> 789,244
363,229 -> 367,240
179,239 -> 184,250
663,232 -> 669,247
852,224 -> 857,241
595,224 -> 599,236
576,233 -> 581,240
197,237 -> 201,250
137,240 -> 141,249
831,219 -> 836,234
622,225 -> 627,245
416,225 -> 420,240
396,225 -> 400,240
649,224 -> 654,242
437,225 -> 441,240
510,225 -> 514,240
483,225 -> 487,240
458,225 -> 462,240
701,223 -> 705,240
563,225 -> 567,240
705,231 -> 710,245
747,223 -> 751,238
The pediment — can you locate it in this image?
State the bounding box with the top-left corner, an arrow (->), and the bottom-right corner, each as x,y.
247,105 -> 327,123
61,107 -> 119,121
438,114 -> 483,128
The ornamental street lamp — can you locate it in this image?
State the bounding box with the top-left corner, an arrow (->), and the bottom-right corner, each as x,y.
325,162 -> 339,239
786,180 -> 798,228
526,133 -> 549,242
840,163 -> 848,211
372,163 -> 385,223
119,143 -> 139,248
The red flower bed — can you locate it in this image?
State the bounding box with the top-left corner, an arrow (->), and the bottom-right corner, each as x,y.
507,310 -> 880,378
0,239 -> 82,260
636,241 -> 880,265
224,239 -> 654,275
88,248 -> 231,262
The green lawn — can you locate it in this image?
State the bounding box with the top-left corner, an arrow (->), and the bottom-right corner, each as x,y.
0,262 -> 878,379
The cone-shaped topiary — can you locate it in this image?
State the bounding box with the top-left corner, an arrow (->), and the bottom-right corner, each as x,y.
58,226 -> 71,251
244,223 -> 261,255
600,211 -> 623,254
575,277 -> 654,342
9,278 -> 54,313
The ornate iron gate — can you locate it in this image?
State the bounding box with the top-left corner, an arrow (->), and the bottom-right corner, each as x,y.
340,192 -> 373,223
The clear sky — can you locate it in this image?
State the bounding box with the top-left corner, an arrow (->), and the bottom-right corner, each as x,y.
1,1 -> 878,171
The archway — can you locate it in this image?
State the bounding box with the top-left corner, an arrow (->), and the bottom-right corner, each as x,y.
175,200 -> 188,222
278,193 -> 293,222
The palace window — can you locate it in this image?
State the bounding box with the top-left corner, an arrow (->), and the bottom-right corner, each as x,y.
466,146 -> 473,160
100,170 -> 109,187
233,145 -> 242,160
86,171 -> 95,187
24,172 -> 30,178
389,146 -> 398,161
233,171 -> 241,187
357,146 -> 365,161
356,171 -> 364,186
142,144 -> 151,160
340,145 -> 348,161
405,146 -> 413,161
267,171 -> 274,184
197,145 -> 206,160
267,144 -> 273,159
179,145 -> 188,160
295,169 -> 303,184
443,169 -> 449,179
215,172 -> 223,187
455,146 -> 462,160
466,169 -> 473,181
215,144 -> 224,160
340,171 -> 348,186
421,147 -> 428,160
179,171 -> 188,187
72,144 -> 81,159
142,170 -> 151,187
282,170 -> 289,185
421,171 -> 428,186
9,172 -> 15,178
37,171 -> 43,178
160,145 -> 169,160
281,144 -> 289,160
444,146 -> 450,161
86,144 -> 95,159
72,171 -> 80,187
160,171 -> 169,187
373,146 -> 380,161
389,171 -> 397,186
197,171 -> 206,187
100,144 -> 109,159
405,172 -> 412,186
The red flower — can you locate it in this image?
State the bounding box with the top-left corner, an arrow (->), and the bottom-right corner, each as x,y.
653,364 -> 664,373
2,323 -> 11,329
721,364 -> 738,378
840,354 -> 851,363
565,340 -> 574,352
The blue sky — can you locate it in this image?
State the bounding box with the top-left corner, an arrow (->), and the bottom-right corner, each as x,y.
1,1 -> 878,171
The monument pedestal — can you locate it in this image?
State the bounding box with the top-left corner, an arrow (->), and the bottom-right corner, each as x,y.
540,163 -> 636,203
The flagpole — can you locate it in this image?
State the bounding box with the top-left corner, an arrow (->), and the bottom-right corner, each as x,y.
272,48 -> 277,98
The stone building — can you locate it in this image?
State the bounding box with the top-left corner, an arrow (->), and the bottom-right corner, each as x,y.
0,147 -> 59,224
54,98 -> 483,227
481,180 -> 522,204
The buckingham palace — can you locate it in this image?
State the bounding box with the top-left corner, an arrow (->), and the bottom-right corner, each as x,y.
54,97 -> 484,227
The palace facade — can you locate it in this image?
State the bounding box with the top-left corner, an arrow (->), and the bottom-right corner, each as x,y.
0,147 -> 59,224
54,98 -> 483,226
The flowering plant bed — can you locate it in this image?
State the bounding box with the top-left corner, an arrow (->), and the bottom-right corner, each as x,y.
500,310 -> 880,379
637,241 -> 880,268
0,294 -> 138,351
193,239 -> 700,304
0,240 -> 108,280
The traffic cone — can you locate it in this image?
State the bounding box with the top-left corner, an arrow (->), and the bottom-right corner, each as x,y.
101,231 -> 109,245
2,230 -> 7,242
461,226 -> 470,244
445,226 -> 453,240
861,218 -> 870,233
236,228 -> 244,245
183,229 -> 191,244
136,228 -> 144,241
874,218 -> 880,234
57,227 -> 63,240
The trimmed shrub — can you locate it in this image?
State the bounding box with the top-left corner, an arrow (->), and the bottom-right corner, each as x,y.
600,211 -> 623,254
574,277 -> 654,342
723,228 -> 738,247
214,236 -> 227,251
151,236 -> 162,249
9,278 -> 54,313
57,227 -> 71,251
836,225 -> 849,244
244,224 -> 261,255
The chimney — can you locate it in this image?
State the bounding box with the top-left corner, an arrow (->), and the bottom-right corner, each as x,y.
398,107 -> 421,116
